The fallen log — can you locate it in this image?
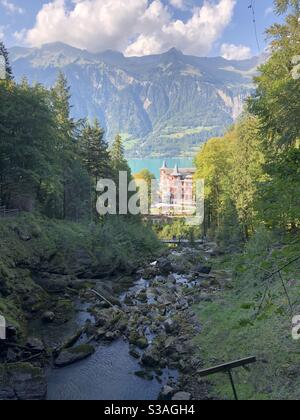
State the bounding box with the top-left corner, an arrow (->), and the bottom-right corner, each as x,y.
89,289 -> 126,314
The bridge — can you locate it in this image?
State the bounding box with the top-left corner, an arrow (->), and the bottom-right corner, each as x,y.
161,239 -> 204,245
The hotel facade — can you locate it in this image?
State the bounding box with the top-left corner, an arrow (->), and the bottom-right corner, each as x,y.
159,162 -> 196,215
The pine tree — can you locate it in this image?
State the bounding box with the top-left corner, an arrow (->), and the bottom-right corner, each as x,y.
0,41 -> 13,81
51,72 -> 78,219
110,134 -> 130,173
0,80 -> 57,210
80,119 -> 111,182
79,120 -> 111,222
52,71 -> 76,143
109,134 -> 132,215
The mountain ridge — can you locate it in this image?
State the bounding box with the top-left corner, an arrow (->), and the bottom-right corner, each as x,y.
9,43 -> 262,158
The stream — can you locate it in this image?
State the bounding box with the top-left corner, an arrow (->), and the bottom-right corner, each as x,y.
47,340 -> 177,400
28,245 -> 216,401
41,277 -> 179,400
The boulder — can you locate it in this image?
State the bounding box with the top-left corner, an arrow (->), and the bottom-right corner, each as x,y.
170,263 -> 185,274
105,331 -> 120,341
142,267 -> 158,280
194,264 -> 212,275
164,318 -> 179,335
134,371 -> 154,381
95,307 -> 122,328
136,337 -> 149,350
157,258 -> 173,275
55,344 -> 95,367
129,347 -> 140,359
167,274 -> 177,284
6,348 -> 19,363
0,363 -> 47,400
14,227 -> 32,242
42,311 -> 55,323
26,337 -> 45,353
159,385 -> 175,400
35,273 -> 71,293
5,324 -> 18,342
157,294 -> 173,306
141,347 -> 160,367
172,392 -> 192,401
96,328 -> 107,339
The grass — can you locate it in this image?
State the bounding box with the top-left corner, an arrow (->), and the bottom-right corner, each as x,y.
161,126 -> 216,139
193,240 -> 300,400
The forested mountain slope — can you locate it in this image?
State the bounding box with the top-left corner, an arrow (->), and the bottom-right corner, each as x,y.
10,43 -> 261,157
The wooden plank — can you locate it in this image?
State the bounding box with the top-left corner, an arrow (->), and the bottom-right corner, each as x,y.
198,357 -> 257,377
0,208 -> 20,218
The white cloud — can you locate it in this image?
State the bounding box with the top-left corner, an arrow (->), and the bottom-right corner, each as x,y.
14,28 -> 27,43
220,43 -> 252,60
25,0 -> 148,53
169,0 -> 186,10
0,0 -> 24,14
22,0 -> 237,57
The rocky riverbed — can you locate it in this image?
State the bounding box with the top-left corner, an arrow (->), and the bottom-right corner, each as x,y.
0,241 -> 230,400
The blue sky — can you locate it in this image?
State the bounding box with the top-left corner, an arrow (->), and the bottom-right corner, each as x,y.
0,0 -> 280,58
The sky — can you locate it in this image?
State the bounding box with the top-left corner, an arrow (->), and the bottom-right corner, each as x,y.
0,0 -> 280,59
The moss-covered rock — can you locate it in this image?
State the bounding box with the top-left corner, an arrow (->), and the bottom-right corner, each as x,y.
0,363 -> 47,400
55,344 -> 95,367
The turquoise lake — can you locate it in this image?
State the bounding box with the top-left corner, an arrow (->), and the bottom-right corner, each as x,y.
128,158 -> 195,179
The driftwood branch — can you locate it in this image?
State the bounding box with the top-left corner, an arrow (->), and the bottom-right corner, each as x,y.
90,289 -> 115,308
89,289 -> 125,314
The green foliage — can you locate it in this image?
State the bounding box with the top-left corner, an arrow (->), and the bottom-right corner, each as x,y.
133,169 -> 156,211
248,10 -> 300,231
0,80 -> 58,211
154,219 -> 201,241
249,15 -> 300,148
275,0 -> 300,14
0,54 -> 136,223
195,133 -> 233,238
79,119 -> 111,181
133,169 -> 156,184
195,5 -> 300,243
195,115 -> 265,244
110,134 -> 130,173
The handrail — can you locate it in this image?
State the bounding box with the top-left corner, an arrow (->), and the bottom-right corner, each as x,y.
0,206 -> 20,218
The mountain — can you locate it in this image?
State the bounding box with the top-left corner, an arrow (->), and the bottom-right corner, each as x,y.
9,43 -> 261,158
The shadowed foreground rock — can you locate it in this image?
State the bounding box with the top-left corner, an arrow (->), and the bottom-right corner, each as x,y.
172,391 -> 192,401
0,363 -> 47,400
55,344 -> 95,367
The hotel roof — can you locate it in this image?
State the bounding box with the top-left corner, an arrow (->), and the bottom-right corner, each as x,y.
161,166 -> 196,175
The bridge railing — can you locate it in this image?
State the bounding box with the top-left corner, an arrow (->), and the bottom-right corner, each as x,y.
161,239 -> 204,245
0,206 -> 20,218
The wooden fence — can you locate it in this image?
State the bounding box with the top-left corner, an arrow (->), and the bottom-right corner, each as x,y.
0,206 -> 20,218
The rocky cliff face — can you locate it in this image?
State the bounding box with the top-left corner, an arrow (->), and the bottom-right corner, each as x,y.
10,43 -> 261,157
